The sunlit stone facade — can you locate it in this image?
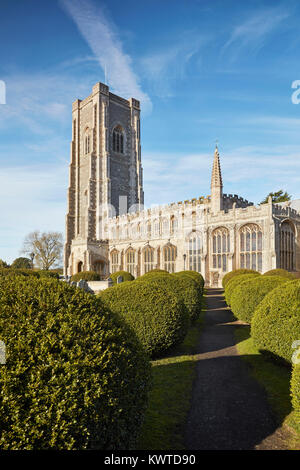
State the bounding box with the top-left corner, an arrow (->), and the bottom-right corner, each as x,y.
64,83 -> 300,286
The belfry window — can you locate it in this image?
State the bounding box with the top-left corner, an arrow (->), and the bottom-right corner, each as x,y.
239,224 -> 262,272
163,245 -> 176,273
280,221 -> 295,271
84,132 -> 90,154
113,125 -> 124,153
212,227 -> 230,272
188,232 -> 202,272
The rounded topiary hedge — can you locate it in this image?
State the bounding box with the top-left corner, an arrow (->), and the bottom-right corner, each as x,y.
230,276 -> 289,323
71,270 -> 101,282
110,270 -> 135,284
263,269 -> 295,279
225,273 -> 261,307
251,280 -> 300,364
222,269 -> 259,289
136,271 -> 170,282
175,271 -> 205,293
291,364 -> 300,420
99,279 -> 189,358
0,277 -> 150,449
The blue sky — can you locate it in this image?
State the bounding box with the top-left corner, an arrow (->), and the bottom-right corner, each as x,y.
1,0 -> 300,263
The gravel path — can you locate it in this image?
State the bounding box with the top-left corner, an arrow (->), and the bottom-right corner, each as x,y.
184,288 -> 288,450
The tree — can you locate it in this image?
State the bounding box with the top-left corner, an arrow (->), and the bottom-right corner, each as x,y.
0,259 -> 9,268
11,257 -> 32,269
22,231 -> 63,270
260,190 -> 291,205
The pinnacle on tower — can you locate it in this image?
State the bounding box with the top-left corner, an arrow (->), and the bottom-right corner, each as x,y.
211,144 -> 223,189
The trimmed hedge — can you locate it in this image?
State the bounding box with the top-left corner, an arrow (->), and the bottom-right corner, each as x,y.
136,271 -> 170,282
175,271 -> 205,293
225,273 -> 261,307
0,268 -> 39,278
230,276 -> 289,323
110,270 -> 135,284
0,277 -> 150,449
71,271 -> 101,282
263,269 -> 295,279
251,280 -> 300,364
291,364 -> 300,420
99,279 -> 189,358
38,270 -> 60,279
222,269 -> 259,289
139,273 -> 202,322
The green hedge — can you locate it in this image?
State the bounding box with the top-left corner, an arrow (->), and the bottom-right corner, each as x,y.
71,271 -> 101,282
99,279 -> 189,358
251,280 -> 300,364
0,277 -> 150,449
110,270 -> 135,284
224,273 -> 261,307
291,364 -> 300,420
0,268 -> 39,278
222,269 -> 259,289
175,271 -> 205,293
136,271 -> 170,282
263,269 -> 296,279
38,270 -> 60,279
230,276 -> 289,323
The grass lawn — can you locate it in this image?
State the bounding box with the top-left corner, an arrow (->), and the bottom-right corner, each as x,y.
235,325 -> 300,449
137,298 -> 205,450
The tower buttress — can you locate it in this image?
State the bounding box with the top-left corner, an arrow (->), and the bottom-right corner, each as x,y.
211,145 -> 223,213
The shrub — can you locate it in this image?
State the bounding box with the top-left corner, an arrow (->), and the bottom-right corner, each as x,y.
175,271 -> 205,293
0,268 -> 39,278
136,271 -> 171,282
99,279 -> 189,358
222,269 -> 259,289
71,270 -> 101,282
251,280 -> 300,364
140,273 -> 202,322
0,276 -> 150,449
263,269 -> 296,279
225,273 -> 261,306
110,270 -> 135,284
230,276 -> 289,323
291,364 -> 300,420
38,270 -> 60,279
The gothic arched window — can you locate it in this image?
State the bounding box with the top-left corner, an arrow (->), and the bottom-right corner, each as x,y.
188,232 -> 202,272
112,125 -> 124,153
212,227 -> 230,272
143,246 -> 154,273
280,221 -> 295,271
126,248 -> 135,276
111,250 -> 119,274
163,244 -> 176,273
239,224 -> 262,272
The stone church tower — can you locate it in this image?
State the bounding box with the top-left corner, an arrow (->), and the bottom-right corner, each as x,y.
64,82 -> 144,276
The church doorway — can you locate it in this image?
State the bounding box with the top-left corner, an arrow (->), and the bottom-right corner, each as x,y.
77,261 -> 83,273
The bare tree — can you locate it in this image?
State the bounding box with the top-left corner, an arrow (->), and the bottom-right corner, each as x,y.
22,231 -> 63,270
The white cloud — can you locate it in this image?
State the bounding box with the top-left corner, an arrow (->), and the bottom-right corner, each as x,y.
140,33 -> 208,97
60,0 -> 152,113
223,8 -> 289,59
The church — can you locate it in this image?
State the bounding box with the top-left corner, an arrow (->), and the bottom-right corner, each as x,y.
64,82 -> 300,287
